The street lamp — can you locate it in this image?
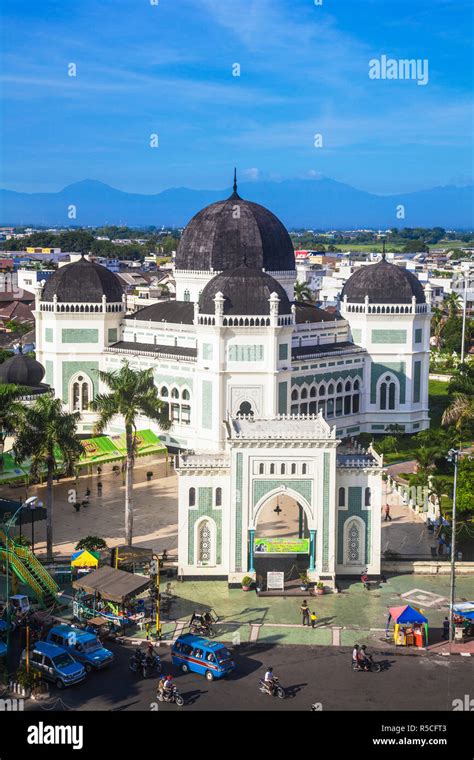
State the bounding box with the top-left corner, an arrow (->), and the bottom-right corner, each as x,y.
446,449 -> 460,643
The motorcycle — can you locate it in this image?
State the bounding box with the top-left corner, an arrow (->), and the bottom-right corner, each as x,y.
190,622 -> 217,638
156,685 -> 184,707
129,648 -> 147,677
351,654 -> 381,673
258,676 -> 286,699
143,653 -> 162,678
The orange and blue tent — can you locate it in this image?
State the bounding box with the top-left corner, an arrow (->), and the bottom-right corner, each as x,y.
386,604 -> 429,643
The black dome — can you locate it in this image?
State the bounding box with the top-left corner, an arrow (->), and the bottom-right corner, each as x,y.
199,266 -> 292,315
176,190 -> 295,272
42,256 -> 124,303
341,259 -> 426,304
0,353 -> 45,387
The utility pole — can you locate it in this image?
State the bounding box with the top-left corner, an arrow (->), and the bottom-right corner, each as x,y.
460,270 -> 468,364
447,449 -> 460,643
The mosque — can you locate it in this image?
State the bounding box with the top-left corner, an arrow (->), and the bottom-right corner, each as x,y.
27,177 -> 431,585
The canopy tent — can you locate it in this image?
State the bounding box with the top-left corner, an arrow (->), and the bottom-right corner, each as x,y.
72,565 -> 151,604
0,429 -> 168,483
0,453 -> 29,485
71,549 -> 100,568
453,602 -> 474,622
386,604 -> 429,645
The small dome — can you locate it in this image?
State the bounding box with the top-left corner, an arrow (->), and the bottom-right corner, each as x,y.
176,187 -> 295,273
341,258 -> 426,304
199,266 -> 292,315
42,256 -> 124,303
0,353 -> 45,387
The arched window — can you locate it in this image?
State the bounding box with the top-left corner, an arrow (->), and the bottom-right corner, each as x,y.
345,380 -> 352,392
310,386 -> 317,398
189,487 -> 196,507
237,401 -> 254,418
198,519 -> 212,564
291,389 -> 299,401
379,374 -> 397,410
327,383 -> 335,396
215,487 -> 222,507
183,289 -> 190,302
338,487 -> 345,507
302,463 -> 307,474
171,388 -> 179,399
69,374 -> 92,412
318,385 -> 325,396
291,463 -> 296,474
336,382 -> 343,393
354,379 -> 360,391
160,386 -> 169,397
270,463 -> 275,474
301,387 -> 308,399
182,388 -> 190,401
365,487 -> 371,507
281,463 -> 286,474
259,463 -> 264,475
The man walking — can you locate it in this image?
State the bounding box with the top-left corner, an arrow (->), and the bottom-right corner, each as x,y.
384,504 -> 392,522
301,600 -> 310,626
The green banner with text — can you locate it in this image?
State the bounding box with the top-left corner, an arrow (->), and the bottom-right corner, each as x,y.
254,537 -> 310,554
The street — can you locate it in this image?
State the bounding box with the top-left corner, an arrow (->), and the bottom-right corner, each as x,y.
18,642 -> 474,712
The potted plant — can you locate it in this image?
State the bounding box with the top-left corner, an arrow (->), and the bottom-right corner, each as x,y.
316,582 -> 325,595
146,471 -> 153,481
299,571 -> 310,591
241,576 -> 253,592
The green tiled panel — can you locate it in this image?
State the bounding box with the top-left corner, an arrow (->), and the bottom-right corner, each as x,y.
351,329 -> 362,344
61,329 -> 99,344
45,360 -> 54,387
228,344 -> 264,362
370,362 -> 406,404
371,329 -> 406,344
201,381 -> 213,429
279,343 -> 288,360
235,453 -> 243,571
414,328 -> 423,344
322,453 -> 330,572
292,367 -> 363,388
108,328 -> 118,343
45,328 -> 53,343
337,486 -> 372,565
154,374 -> 193,389
278,382 -> 288,414
253,479 -> 312,509
187,487 -> 222,566
62,361 -> 98,403
202,343 -> 213,360
413,360 -> 421,403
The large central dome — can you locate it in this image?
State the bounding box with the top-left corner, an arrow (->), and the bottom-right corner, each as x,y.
175,183 -> 296,273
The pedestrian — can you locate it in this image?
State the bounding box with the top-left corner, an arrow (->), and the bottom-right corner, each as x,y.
310,611 -> 318,629
384,504 -> 392,522
437,535 -> 444,556
442,617 -> 449,640
300,599 -> 310,626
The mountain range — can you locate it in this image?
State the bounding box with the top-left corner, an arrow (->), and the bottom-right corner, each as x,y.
0,178 -> 472,229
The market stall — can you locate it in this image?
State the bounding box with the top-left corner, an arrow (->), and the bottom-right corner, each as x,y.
453,602 -> 474,640
386,605 -> 429,647
71,549 -> 101,577
72,565 -> 152,628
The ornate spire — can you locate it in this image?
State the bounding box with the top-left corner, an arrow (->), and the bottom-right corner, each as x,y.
233,167 -> 237,194
382,239 -> 386,260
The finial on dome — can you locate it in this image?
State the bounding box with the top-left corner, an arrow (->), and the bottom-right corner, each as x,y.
382,239 -> 386,260
233,167 -> 237,194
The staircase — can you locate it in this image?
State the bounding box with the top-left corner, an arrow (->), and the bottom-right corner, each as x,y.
0,528 -> 59,609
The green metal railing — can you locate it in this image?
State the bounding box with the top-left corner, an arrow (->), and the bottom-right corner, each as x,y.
0,528 -> 59,599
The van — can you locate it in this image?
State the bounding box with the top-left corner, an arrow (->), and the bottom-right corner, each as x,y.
46,625 -> 114,672
171,634 -> 235,681
22,641 -> 86,689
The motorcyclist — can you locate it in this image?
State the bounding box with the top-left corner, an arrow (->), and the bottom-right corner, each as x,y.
162,674 -> 174,700
264,666 -> 275,695
352,644 -> 359,665
357,645 -> 370,670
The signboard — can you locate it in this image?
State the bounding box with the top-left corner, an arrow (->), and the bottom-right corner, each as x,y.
254,537 -> 310,554
267,572 -> 285,591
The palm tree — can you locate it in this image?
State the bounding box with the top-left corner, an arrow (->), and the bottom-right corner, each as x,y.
13,395 -> 83,559
430,306 -> 445,350
444,292 -> 461,319
91,362 -> 170,545
294,281 -> 313,302
0,383 -> 27,465
442,393 -> 474,431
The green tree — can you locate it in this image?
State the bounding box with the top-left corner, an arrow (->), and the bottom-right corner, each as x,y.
456,458 -> 474,516
13,396 -> 83,558
294,281 -> 313,302
444,292 -> 461,319
442,393 -> 474,433
0,384 -> 26,464
75,536 -> 108,552
375,435 -> 398,455
430,306 -> 445,350
91,362 -> 170,545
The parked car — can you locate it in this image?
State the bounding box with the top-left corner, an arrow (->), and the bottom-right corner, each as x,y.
46,624 -> 114,672
21,641 -> 86,689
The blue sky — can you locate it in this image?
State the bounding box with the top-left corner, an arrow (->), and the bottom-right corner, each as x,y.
1,0 -> 472,195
